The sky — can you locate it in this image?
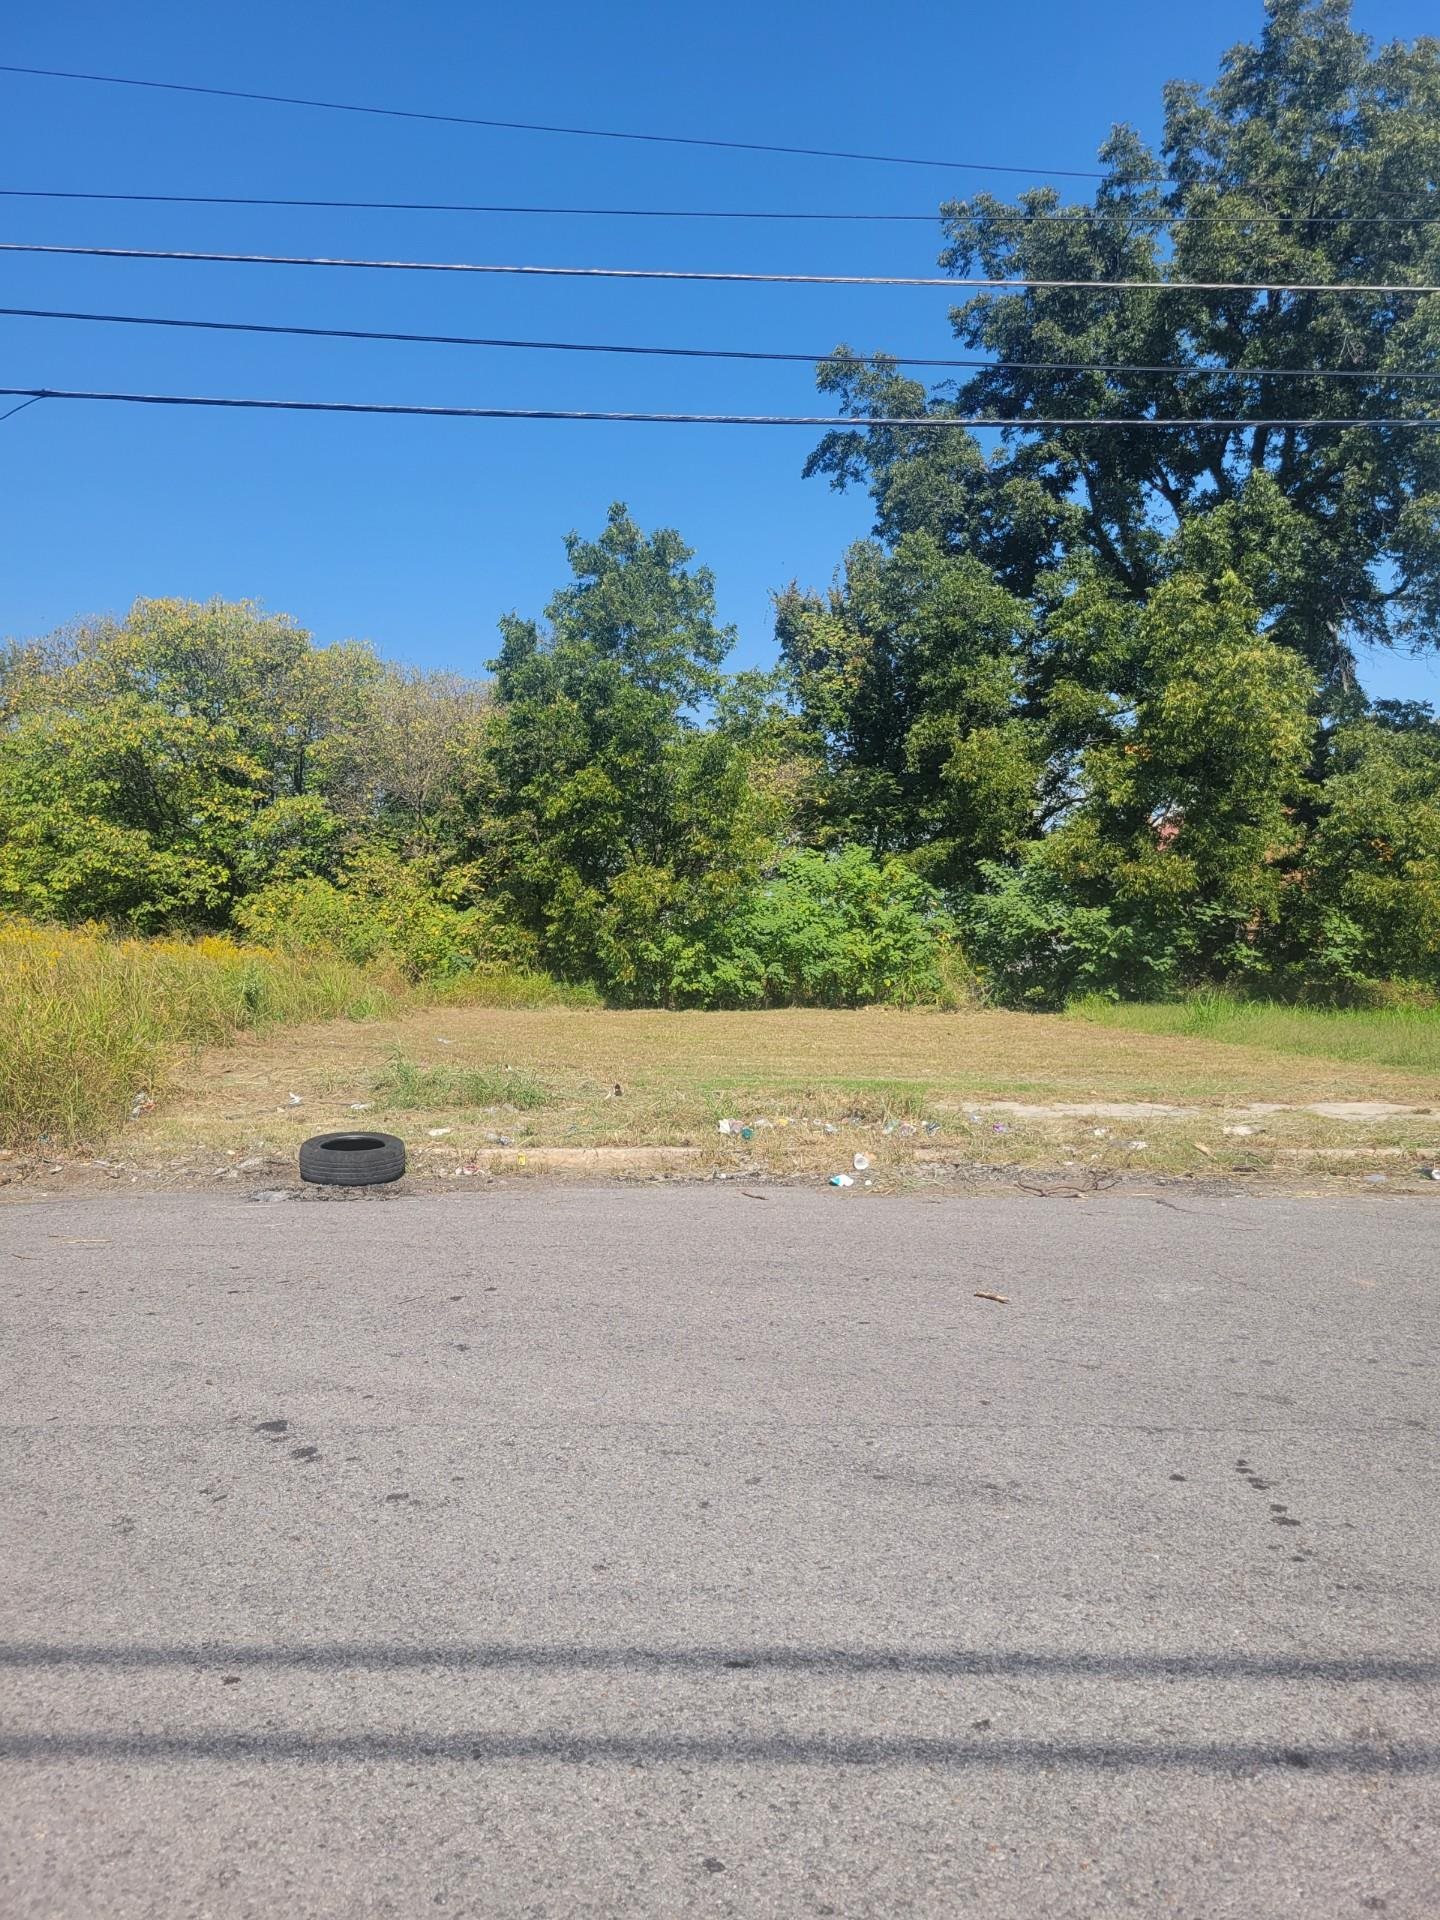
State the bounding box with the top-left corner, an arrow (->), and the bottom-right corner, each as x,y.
2,0 -> 1437,707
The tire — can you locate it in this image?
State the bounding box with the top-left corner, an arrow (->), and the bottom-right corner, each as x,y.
298,1130 -> 407,1187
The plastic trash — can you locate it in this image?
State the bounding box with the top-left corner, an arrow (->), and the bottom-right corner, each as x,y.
1127,1139 -> 1149,1151
829,1173 -> 854,1188
349,1102 -> 373,1112
1421,1166 -> 1440,1181
922,1120 -> 940,1136
427,1127 -> 453,1138
853,1152 -> 870,1171
286,1092 -> 303,1107
1223,1124 -> 1258,1137
740,1126 -> 754,1140
717,1119 -> 736,1134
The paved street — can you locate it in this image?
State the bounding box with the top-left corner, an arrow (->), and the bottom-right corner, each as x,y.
1,1185 -> 1436,1917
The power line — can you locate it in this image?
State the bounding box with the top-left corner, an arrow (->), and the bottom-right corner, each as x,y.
5,302 -> 1439,383
2,185 -> 1437,229
3,385 -> 1437,429
4,240 -> 1437,294
0,61 -> 1134,180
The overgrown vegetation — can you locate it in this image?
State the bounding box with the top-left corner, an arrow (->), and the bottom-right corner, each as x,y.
0,920 -> 394,1147
1069,991 -> 1440,1077
3,5 -> 1437,1021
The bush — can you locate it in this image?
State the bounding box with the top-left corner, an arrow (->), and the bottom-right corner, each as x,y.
958,860 -> 1180,1009
686,846 -> 964,1009
234,847 -> 526,983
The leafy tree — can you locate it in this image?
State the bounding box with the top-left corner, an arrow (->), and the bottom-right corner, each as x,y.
805,0 -> 1440,691
0,599 -> 382,925
1280,702 -> 1440,988
0,695 -> 267,926
478,504 -> 777,1000
775,534 -> 1039,883
962,572 -> 1319,1002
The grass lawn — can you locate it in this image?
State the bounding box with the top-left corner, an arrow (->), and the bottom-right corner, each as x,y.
123,999 -> 1440,1187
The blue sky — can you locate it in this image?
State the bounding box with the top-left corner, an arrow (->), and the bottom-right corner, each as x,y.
2,0 -> 1436,707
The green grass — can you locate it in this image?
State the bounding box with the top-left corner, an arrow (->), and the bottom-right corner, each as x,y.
369,1055 -> 552,1111
0,919 -> 396,1149
427,965 -> 604,1010
1068,990 -> 1440,1078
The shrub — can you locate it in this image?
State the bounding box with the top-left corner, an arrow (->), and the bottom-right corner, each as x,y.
686,846 -> 963,1009
234,847 -> 524,982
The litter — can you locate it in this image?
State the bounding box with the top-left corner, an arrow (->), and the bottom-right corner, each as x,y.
1223,1124 -> 1258,1137
128,1092 -> 154,1120
717,1119 -> 737,1135
286,1092 -> 303,1107
741,1126 -> 754,1140
992,1123 -> 1009,1135
823,1123 -> 838,1135
922,1121 -> 940,1136
1194,1143 -> 1214,1157
1127,1140 -> 1149,1151
1092,1127 -> 1110,1139
853,1153 -> 870,1171
974,1291 -> 1009,1305
427,1127 -> 453,1138
828,1173 -> 854,1188
348,1102 -> 373,1112
1364,1173 -> 1388,1184
966,1112 -> 982,1125
1419,1166 -> 1440,1181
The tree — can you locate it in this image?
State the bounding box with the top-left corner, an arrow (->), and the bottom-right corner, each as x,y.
961,572 -> 1320,1002
805,0 -> 1440,691
478,504 -> 776,1000
774,533 -> 1039,884
0,598 -> 383,924
1281,701 -> 1440,988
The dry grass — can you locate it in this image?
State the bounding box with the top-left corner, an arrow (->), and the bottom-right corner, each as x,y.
128,1001 -> 1440,1185
0,920 -> 394,1149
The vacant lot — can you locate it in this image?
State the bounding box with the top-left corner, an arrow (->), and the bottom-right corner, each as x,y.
97,1000 -> 1440,1188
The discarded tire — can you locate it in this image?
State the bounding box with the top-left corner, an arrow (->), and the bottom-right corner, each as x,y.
298,1131 -> 407,1187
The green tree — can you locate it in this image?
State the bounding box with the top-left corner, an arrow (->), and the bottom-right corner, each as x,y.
806,0 -> 1440,690
0,598 -> 384,925
479,504 -> 776,1000
1281,702 -> 1440,988
775,533 -> 1040,884
962,573 -> 1319,1002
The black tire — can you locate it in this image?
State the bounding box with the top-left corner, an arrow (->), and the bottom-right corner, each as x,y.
298,1130 -> 407,1187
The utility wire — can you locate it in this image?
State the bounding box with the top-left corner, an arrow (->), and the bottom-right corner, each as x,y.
3,240 -> 1437,294
0,62 -> 1152,180
3,386 -> 1437,429
4,62 -> 1438,207
2,185 -> 1437,228
0,393 -> 44,425
5,302 -> 1439,383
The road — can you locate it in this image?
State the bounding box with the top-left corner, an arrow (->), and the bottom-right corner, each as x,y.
1,1184 -> 1436,1918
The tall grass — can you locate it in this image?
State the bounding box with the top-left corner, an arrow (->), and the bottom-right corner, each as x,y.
1068,989 -> 1440,1076
370,1056 -> 551,1111
0,920 -> 395,1148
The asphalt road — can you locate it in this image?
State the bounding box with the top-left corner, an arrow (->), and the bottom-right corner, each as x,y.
1,1184 -> 1436,1918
